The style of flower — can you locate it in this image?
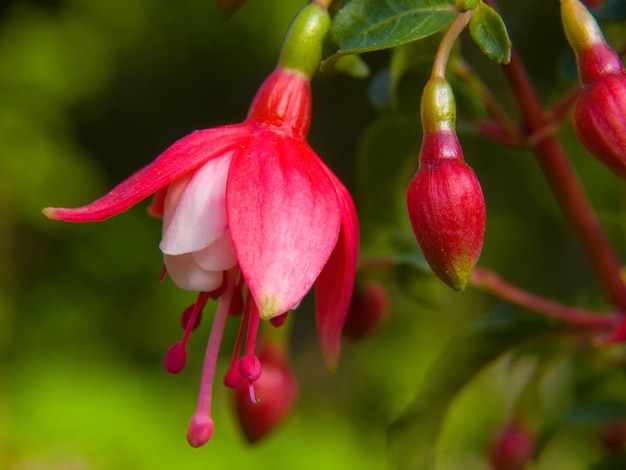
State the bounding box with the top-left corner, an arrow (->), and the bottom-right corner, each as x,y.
43,4 -> 358,447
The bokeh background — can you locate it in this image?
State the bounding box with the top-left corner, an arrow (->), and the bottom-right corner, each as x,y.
2,0 -> 626,469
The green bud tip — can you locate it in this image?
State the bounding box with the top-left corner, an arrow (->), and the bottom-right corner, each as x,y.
279,3 -> 331,79
560,0 -> 605,54
421,77 -> 457,133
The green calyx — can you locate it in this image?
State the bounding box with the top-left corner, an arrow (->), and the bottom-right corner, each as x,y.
421,77 -> 457,133
560,0 -> 605,53
279,3 -> 331,79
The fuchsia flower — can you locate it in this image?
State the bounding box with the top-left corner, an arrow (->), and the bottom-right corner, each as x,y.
44,3 -> 358,447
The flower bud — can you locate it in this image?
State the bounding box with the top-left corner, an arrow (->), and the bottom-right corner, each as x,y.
574,65 -> 626,179
489,419 -> 535,470
343,280 -> 390,340
232,344 -> 299,444
561,0 -> 626,179
600,419 -> 626,453
406,78 -> 486,291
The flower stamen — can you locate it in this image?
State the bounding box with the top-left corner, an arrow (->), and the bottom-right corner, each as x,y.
224,291 -> 251,388
164,292 -> 210,373
187,269 -> 237,447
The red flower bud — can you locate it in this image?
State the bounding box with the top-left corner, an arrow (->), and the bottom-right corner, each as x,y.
406,129 -> 486,291
407,78 -> 486,290
561,0 -> 626,179
489,419 -> 535,470
232,344 -> 299,444
574,55 -> 626,179
343,280 -> 390,340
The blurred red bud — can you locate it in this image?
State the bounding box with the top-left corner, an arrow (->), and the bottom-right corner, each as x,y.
489,419 -> 535,470
600,419 -> 626,453
233,344 -> 299,444
343,281 -> 390,339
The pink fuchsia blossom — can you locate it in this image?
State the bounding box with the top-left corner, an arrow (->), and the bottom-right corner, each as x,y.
43,3 -> 358,446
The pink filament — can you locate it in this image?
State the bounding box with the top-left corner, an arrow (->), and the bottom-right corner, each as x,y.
186,269 -> 236,447
223,292 -> 252,388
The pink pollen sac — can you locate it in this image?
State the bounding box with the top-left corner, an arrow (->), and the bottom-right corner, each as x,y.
187,415 -> 215,448
164,342 -> 187,374
239,355 -> 262,382
224,359 -> 242,388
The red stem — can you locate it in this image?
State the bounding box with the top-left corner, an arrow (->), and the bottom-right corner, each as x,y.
470,267 -> 617,329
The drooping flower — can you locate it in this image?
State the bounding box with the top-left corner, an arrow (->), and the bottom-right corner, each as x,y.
43,2 -> 358,447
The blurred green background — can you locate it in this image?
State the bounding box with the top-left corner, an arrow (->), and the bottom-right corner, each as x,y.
2,0 -> 626,469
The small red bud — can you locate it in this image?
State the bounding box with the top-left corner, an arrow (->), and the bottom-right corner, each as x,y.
343,281 -> 390,339
574,58 -> 626,179
489,420 -> 535,470
233,344 -> 299,444
600,419 -> 626,453
406,129 -> 486,291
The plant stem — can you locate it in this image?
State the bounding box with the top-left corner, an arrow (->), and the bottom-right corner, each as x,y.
486,0 -> 626,310
431,11 -> 472,79
470,267 -> 617,329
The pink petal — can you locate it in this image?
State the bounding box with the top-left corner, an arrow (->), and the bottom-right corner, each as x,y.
160,150 -> 234,255
43,125 -> 250,222
226,129 -> 341,320
315,170 -> 359,371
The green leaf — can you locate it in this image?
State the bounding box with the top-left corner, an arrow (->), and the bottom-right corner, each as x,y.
387,306 -> 562,470
323,0 -> 458,69
468,3 -> 511,64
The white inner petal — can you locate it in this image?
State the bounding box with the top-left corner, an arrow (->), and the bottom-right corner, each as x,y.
192,231 -> 237,271
160,151 -> 233,255
164,253 -> 224,292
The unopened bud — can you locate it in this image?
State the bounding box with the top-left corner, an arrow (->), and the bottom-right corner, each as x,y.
561,0 -> 626,179
489,419 -> 535,470
232,344 -> 299,444
406,126 -> 486,290
343,281 -> 390,339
